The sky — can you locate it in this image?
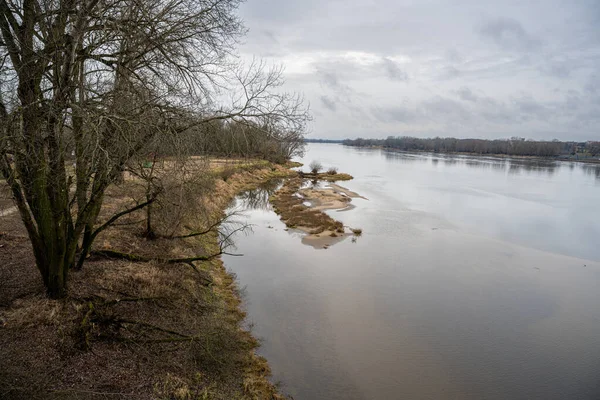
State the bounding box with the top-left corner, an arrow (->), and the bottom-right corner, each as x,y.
237,0 -> 600,141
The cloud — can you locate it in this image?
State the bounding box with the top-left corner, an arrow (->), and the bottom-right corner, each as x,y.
381,57 -> 408,81
479,17 -> 542,52
316,69 -> 356,97
456,87 -> 478,102
237,0 -> 600,141
440,65 -> 462,80
511,95 -> 551,121
320,95 -> 337,111
371,105 -> 418,123
422,97 -> 471,125
541,61 -> 572,78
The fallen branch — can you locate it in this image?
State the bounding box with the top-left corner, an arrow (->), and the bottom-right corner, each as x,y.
90,249 -> 151,262
89,249 -> 242,264
166,210 -> 245,239
49,389 -> 135,397
184,262 -> 214,286
169,219 -> 222,239
103,296 -> 163,306
89,221 -> 247,265
112,218 -> 146,227
91,196 -> 158,241
75,195 -> 159,270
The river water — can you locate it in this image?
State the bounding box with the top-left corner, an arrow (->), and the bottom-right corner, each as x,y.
223,144 -> 600,400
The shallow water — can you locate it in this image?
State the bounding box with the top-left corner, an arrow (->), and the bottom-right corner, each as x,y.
224,144 -> 600,400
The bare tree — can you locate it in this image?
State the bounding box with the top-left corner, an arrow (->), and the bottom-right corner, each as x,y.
0,0 -> 309,298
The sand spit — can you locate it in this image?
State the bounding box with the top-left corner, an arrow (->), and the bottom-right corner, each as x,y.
270,175 -> 365,249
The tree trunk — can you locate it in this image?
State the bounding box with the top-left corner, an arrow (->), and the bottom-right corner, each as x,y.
144,200 -> 156,239
76,227 -> 93,271
42,255 -> 69,299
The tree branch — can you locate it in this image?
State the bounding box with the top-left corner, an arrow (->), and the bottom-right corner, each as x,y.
90,195 -> 158,241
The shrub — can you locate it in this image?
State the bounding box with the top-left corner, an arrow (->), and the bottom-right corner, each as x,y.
326,167 -> 338,175
220,167 -> 236,182
309,160 -> 322,174
351,228 -> 362,236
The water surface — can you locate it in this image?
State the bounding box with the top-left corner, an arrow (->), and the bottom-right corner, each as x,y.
224,144 -> 600,400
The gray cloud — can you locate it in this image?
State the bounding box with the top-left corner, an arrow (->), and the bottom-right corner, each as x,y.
541,61 -> 572,79
238,0 -> 600,141
371,106 -> 418,124
320,95 -> 337,111
456,87 -> 478,102
511,95 -> 551,121
381,58 -> 408,81
479,17 -> 542,52
317,69 -> 355,97
313,55 -> 408,86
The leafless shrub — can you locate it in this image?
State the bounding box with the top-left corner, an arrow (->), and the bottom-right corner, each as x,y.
351,228 -> 363,236
309,161 -> 323,174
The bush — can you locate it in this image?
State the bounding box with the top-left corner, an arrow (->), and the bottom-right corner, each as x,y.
220,166 -> 236,182
326,167 -> 338,175
351,228 -> 362,236
309,160 -> 322,174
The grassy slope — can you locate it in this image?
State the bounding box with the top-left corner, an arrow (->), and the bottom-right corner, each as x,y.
0,161 -> 295,400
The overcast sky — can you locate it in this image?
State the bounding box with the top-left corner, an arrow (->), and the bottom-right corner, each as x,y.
237,0 -> 600,141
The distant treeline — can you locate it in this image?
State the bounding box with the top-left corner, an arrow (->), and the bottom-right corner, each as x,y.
305,138 -> 345,143
342,136 -> 600,158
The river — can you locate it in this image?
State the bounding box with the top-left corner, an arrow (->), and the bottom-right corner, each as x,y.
223,143 -> 600,400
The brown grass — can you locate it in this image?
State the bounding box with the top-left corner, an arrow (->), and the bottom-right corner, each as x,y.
297,171 -> 353,182
318,172 -> 353,181
270,177 -> 345,234
0,160 -> 296,400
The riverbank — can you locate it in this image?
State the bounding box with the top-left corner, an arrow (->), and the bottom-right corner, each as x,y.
0,161 -> 295,399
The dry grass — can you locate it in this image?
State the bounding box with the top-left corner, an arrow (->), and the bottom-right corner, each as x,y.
270,177 -> 345,234
318,172 -> 353,181
0,160 -> 296,400
297,171 -> 353,182
284,161 -> 303,168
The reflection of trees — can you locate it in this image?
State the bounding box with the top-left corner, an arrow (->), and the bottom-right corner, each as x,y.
382,151 -> 429,164
237,179 -> 284,210
363,148 -> 600,182
462,160 -> 507,172
441,157 -> 460,167
505,159 -> 557,176
438,155 -> 558,176
381,149 -> 563,176
582,165 -> 600,181
345,136 -> 566,156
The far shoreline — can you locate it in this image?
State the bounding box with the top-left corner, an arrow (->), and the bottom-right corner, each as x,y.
338,144 -> 600,164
